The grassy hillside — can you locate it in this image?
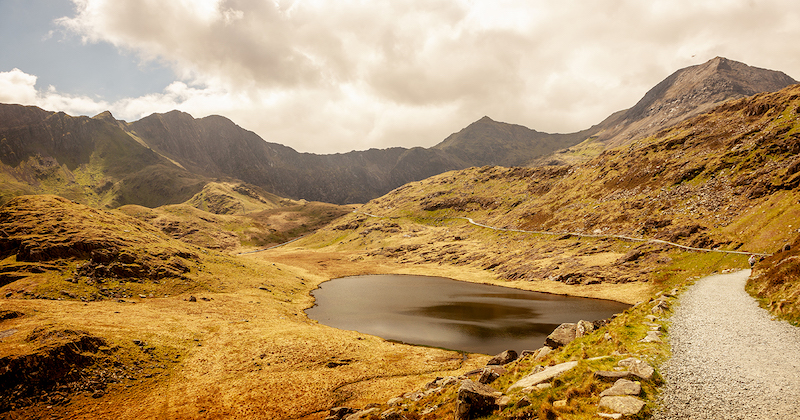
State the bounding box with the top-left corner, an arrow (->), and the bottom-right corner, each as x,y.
0,105 -> 207,208
0,195 -> 487,419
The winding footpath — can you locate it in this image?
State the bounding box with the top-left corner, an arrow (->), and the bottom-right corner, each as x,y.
356,211 -> 770,257
654,270 -> 800,419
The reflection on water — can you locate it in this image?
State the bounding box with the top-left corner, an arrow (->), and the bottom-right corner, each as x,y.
306,274 -> 630,355
408,301 -> 540,322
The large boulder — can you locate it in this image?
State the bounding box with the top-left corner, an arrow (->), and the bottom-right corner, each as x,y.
455,380 -> 500,420
545,323 -> 578,348
545,320 -> 595,348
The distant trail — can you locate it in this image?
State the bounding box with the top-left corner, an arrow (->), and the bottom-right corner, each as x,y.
654,270 -> 800,419
355,211 -> 771,257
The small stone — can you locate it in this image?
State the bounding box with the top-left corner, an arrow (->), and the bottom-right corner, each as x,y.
188,296 -> 197,302
599,379 -> 641,397
478,368 -> 500,384
534,346 -> 552,361
553,399 -> 567,408
598,396 -> 646,415
496,395 -> 512,409
618,358 -> 655,380
651,301 -> 669,313
516,397 -> 531,408
487,349 -> 518,365
597,413 -> 623,419
386,397 -> 404,406
576,319 -> 595,337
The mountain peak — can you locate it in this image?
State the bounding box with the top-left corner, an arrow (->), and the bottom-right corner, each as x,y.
591,57 -> 797,149
91,110 -> 115,122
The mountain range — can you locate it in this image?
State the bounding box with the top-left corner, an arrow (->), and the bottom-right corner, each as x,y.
0,57 -> 795,206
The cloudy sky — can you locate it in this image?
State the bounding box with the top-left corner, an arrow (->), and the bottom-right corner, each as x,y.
1,0 -> 800,154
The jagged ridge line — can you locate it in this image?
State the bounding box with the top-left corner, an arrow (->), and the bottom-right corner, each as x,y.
356,211 -> 771,257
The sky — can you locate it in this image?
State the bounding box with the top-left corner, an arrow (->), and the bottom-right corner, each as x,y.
1,0 -> 800,154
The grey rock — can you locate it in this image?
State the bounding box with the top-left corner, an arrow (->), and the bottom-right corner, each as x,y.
599,379 -> 641,397
640,331 -> 663,343
487,349 -> 518,365
545,323 -> 578,348
508,361 -> 579,391
496,395 -> 512,410
576,319 -> 595,336
651,300 -> 669,313
618,357 -> 655,380
534,346 -> 552,361
478,368 -> 501,384
599,396 -> 646,415
455,380 -> 500,420
478,365 -> 506,384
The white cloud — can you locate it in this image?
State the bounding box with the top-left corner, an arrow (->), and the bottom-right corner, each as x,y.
13,0 -> 799,153
0,68 -> 110,116
0,69 -> 38,104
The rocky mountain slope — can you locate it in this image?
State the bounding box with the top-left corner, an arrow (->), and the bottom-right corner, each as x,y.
3,58 -> 792,207
0,105 -> 207,207
316,83 -> 800,288
544,57 -> 797,165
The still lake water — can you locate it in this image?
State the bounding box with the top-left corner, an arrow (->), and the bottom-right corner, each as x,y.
306,274 -> 630,355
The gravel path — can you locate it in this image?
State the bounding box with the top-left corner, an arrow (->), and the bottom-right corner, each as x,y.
654,270 -> 800,419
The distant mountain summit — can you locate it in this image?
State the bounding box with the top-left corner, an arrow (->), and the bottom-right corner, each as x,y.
545,57 -> 798,164
432,116 -> 589,167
